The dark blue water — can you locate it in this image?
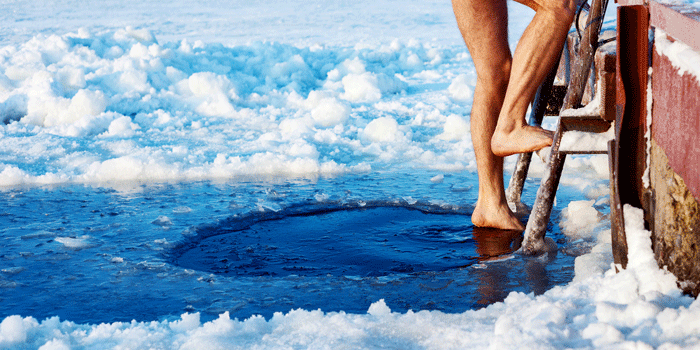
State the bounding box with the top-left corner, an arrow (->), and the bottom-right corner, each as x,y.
0,170 -> 604,324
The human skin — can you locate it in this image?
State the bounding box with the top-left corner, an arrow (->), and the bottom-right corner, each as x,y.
452,0 -> 577,230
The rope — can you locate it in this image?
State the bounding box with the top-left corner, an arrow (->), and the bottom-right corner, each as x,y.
575,0 -> 613,49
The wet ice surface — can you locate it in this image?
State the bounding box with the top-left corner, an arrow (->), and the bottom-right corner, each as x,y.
0,170 -> 596,324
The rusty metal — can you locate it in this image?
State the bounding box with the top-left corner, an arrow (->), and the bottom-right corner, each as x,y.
596,44 -> 617,121
615,4 -> 649,211
607,3 -> 649,269
544,86 -> 568,116
609,139 -> 628,269
521,123 -> 567,255
560,116 -> 612,133
522,114 -> 614,254
561,0 -> 607,110
609,0 -> 700,282
506,153 -> 533,208
521,0 -> 612,255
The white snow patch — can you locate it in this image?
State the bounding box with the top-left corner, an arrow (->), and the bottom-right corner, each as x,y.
560,200 -> 603,238
622,204 -> 679,296
643,67 -> 653,189
306,91 -> 350,128
559,126 -> 615,153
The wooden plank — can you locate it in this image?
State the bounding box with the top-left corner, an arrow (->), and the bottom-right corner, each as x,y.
562,0 -> 607,109
595,47 -> 617,121
651,50 -> 700,202
616,0 -> 646,6
615,4 -> 649,209
609,139 -> 628,269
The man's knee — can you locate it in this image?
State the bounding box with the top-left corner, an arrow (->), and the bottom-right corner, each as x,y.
477,60 -> 511,94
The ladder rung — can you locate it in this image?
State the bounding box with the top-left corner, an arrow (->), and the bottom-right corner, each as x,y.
558,115 -> 611,131
556,116 -> 613,153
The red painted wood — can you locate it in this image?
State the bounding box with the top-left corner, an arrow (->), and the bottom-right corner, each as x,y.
616,5 -> 649,209
652,49 -> 700,202
651,2 -> 700,53
616,0 -> 646,6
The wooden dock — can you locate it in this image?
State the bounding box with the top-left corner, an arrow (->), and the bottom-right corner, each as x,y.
610,0 -> 700,296
512,0 -> 700,296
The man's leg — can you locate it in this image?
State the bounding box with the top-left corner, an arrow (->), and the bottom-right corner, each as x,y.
452,0 -> 524,230
491,0 -> 578,157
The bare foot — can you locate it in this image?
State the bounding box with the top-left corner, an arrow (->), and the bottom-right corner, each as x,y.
472,200 -> 525,231
491,125 -> 554,157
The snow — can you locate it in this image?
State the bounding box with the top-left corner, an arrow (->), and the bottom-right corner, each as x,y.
559,93 -> 602,118
1,0 -> 700,349
0,25 -> 483,185
655,29 -> 700,82
559,126 -> 615,153
644,67 -> 654,189
560,200 -> 604,238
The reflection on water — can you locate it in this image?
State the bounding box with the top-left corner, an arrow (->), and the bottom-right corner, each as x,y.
470,226 -> 558,306
172,205 -> 574,318
472,227 -> 523,261
173,205 -> 477,278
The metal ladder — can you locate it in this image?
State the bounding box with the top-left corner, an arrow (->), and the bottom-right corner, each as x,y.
506,0 -> 615,255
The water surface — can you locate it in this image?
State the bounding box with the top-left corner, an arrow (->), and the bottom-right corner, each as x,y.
0,170 -> 587,323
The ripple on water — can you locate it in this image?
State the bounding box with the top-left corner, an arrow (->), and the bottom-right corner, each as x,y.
168,203 -> 575,318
